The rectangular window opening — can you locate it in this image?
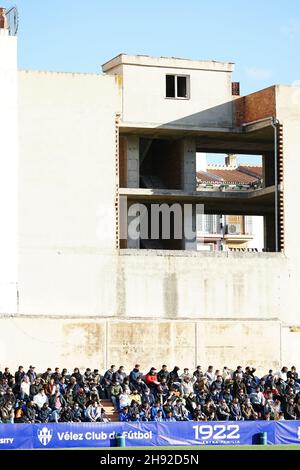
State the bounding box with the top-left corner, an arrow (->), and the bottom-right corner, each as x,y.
165,74 -> 189,99
166,75 -> 175,98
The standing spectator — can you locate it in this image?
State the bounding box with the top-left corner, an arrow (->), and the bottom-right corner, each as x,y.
14,366 -> 25,388
2,368 -> 13,385
20,376 -> 30,401
205,366 -> 215,386
27,366 -> 37,384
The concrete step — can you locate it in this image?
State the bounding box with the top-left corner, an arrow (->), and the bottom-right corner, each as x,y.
101,399 -> 119,422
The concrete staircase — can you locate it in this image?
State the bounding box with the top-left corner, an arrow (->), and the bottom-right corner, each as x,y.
101,399 -> 119,422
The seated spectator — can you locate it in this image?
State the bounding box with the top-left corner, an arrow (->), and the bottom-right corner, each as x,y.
157,365 -> 170,383
33,389 -> 48,410
284,398 -> 297,420
181,377 -> 194,397
203,398 -> 216,421
72,403 -> 83,422
154,410 -> 164,422
85,400 -> 102,422
140,402 -> 151,421
193,366 -> 203,381
129,390 -> 142,406
230,398 -> 243,421
114,366 -> 127,384
20,376 -> 30,401
287,366 -> 299,382
241,398 -> 257,420
222,367 -> 232,384
110,380 -> 122,411
38,403 -> 51,423
168,367 -> 181,388
165,410 -> 176,422
1,401 -> 14,423
129,364 -> 143,389
119,390 -> 131,410
204,366 -> 215,386
144,367 -> 160,392
24,401 -> 37,423
119,406 -> 130,422
173,398 -> 189,421
41,368 -> 52,382
216,399 -> 231,421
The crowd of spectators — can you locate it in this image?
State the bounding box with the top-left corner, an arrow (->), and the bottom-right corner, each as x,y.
0,364 -> 300,424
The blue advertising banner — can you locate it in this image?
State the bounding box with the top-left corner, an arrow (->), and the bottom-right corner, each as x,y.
0,424 -> 32,450
275,421 -> 300,445
33,421 -> 157,448
0,420 -> 299,449
156,421 -> 275,446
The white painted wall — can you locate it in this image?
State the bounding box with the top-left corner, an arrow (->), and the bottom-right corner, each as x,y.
18,71 -> 121,314
247,216 -> 264,250
103,56 -> 233,128
0,31 -> 18,313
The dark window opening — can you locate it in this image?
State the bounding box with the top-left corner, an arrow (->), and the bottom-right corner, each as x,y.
177,76 -> 187,98
166,75 -> 175,98
165,74 -> 189,99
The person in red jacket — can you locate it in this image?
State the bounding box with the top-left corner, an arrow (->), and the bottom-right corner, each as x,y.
145,368 -> 160,392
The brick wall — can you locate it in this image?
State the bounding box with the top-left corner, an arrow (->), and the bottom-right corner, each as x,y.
234,86 -> 276,126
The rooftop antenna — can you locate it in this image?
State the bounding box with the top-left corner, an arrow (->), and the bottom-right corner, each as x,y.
5,5 -> 18,36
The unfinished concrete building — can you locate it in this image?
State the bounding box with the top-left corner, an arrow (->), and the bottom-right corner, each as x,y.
1,13 -> 300,373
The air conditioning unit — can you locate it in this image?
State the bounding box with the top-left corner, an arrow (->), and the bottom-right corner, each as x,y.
227,223 -> 241,235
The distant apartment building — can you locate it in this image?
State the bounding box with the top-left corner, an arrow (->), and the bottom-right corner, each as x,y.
197,154 -> 264,251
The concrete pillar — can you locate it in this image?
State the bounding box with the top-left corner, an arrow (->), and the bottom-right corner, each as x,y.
182,138 -> 196,192
182,139 -> 196,249
127,136 -> 139,188
264,215 -> 275,252
184,203 -> 196,250
127,202 -> 140,249
0,28 -> 18,313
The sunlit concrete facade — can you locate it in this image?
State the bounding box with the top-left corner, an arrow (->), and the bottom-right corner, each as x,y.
0,26 -> 300,374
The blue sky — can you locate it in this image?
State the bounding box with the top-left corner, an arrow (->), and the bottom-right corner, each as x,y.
2,0 -> 300,94
2,0 -> 299,164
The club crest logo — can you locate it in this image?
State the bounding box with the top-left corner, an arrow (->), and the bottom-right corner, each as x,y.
37,426 -> 53,446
